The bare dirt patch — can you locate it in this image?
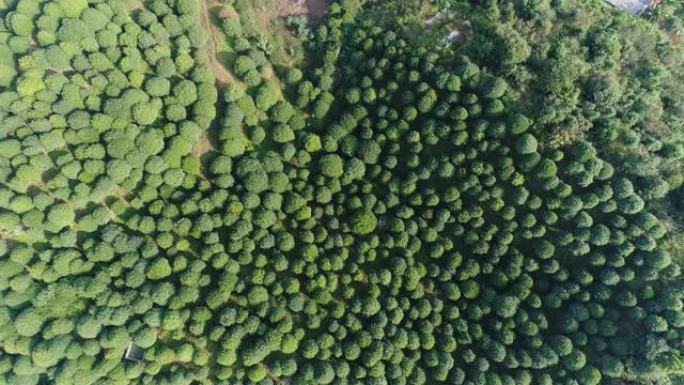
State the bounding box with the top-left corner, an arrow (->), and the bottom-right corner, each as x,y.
219,6 -> 238,18
276,0 -> 329,23
199,0 -> 235,84
191,135 -> 214,157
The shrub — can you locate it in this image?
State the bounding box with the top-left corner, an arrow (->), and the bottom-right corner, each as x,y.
57,0 -> 88,17
15,308 -> 44,337
350,210 -> 377,235
320,154 -> 344,178
133,102 -> 160,125
47,203 -> 75,230
515,133 -> 538,154
173,80 -> 198,106
255,82 -> 279,111
147,258 -> 172,280
9,13 -> 33,37
273,125 -> 295,143
145,77 -> 171,97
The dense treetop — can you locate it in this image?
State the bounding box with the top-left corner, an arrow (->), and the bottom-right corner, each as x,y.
0,0 -> 683,385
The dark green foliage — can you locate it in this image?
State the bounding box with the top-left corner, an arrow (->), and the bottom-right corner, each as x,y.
255,81 -> 280,111
319,154 -> 344,178
350,210 -> 377,235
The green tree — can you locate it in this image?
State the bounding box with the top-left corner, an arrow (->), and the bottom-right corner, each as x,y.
133,102 -> 160,125
32,336 -> 71,367
494,296 -> 519,318
147,258 -> 172,280
248,286 -> 269,305
146,77 -> 171,97
173,80 -> 198,106
9,13 -> 34,37
15,308 -> 44,337
273,125 -> 295,143
47,203 -> 75,230
57,0 -> 88,17
255,81 -> 279,111
515,134 -> 538,154
350,210 -> 377,235
242,339 -> 270,366
320,154 -> 344,178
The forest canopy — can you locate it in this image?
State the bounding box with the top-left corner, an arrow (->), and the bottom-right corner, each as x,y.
0,0 -> 683,385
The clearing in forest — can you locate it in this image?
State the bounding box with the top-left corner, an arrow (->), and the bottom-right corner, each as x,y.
276,0 -> 329,22
198,0 -> 235,84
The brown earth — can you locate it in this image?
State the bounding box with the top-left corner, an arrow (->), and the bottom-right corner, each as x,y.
218,6 -> 238,18
190,136 -> 214,157
276,0 -> 329,23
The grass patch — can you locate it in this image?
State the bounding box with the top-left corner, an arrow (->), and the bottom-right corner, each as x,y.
232,0 -> 307,68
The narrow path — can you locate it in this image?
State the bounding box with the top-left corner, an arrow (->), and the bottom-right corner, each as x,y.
277,0 -> 329,22
198,0 -> 234,84
193,0 -> 237,159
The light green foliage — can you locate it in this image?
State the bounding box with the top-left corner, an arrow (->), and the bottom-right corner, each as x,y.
0,140 -> 22,158
57,0 -> 88,18
247,286 -> 268,305
0,212 -> 20,231
14,308 -> 44,337
136,130 -> 165,156
17,77 -> 45,96
145,77 -> 171,97
0,63 -> 17,87
222,138 -> 246,157
304,134 -> 322,152
47,203 -> 75,230
32,337 -> 71,367
273,125 -> 295,143
133,102 -> 159,125
9,12 -> 33,36
146,258 -> 172,280
248,365 -> 267,382
173,80 -> 198,106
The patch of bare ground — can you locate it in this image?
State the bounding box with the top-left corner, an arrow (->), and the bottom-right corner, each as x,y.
219,6 -> 238,18
191,135 -> 214,157
261,63 -> 276,80
276,0 -> 329,23
129,0 -> 145,11
198,0 -> 235,84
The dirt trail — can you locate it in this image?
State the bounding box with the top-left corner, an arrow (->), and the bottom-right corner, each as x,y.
198,0 -> 234,84
276,0 -> 329,23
